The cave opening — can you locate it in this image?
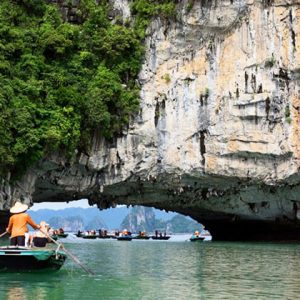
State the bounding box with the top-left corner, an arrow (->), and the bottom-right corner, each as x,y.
24,200 -> 204,238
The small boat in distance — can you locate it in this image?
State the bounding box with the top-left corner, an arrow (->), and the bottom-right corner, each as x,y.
57,233 -> 68,238
133,231 -> 150,240
190,236 -> 205,242
190,229 -> 212,242
75,230 -> 83,237
82,235 -> 97,239
77,230 -> 98,239
98,229 -> 112,239
117,229 -> 132,241
117,236 -> 132,241
0,246 -> 66,271
151,236 -> 170,240
53,228 -> 68,239
151,230 -> 170,240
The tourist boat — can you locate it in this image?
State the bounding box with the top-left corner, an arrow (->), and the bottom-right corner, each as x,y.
190,230 -> 212,242
116,235 -> 132,241
57,233 -> 68,238
82,235 -> 98,239
132,231 -> 150,240
98,235 -> 111,239
151,235 -> 170,240
0,246 -> 66,271
117,229 -> 132,241
190,235 -> 205,242
133,235 -> 150,240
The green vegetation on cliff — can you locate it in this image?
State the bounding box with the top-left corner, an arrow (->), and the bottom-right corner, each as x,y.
0,0 -> 176,176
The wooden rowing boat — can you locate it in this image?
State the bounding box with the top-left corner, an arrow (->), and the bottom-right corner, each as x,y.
0,246 -> 66,271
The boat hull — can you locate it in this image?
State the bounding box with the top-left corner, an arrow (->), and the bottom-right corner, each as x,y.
151,236 -> 170,240
57,234 -> 68,238
190,237 -> 205,242
117,236 -> 132,241
133,236 -> 150,240
0,247 -> 66,271
82,235 -> 98,239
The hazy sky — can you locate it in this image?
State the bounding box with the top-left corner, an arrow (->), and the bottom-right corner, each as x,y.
29,199 -> 96,211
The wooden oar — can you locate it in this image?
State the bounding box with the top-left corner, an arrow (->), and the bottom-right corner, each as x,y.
0,231 -> 7,238
39,229 -> 94,275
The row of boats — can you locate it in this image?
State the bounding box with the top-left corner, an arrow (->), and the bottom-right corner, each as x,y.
76,231 -> 212,241
0,229 -> 212,272
75,230 -> 171,241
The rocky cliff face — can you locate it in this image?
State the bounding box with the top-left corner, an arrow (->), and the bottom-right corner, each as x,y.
120,206 -> 156,233
1,0 -> 300,240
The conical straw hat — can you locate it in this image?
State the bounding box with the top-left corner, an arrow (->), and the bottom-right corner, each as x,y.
10,202 -> 28,214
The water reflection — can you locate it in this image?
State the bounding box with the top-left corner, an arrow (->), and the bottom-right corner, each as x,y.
7,286 -> 26,300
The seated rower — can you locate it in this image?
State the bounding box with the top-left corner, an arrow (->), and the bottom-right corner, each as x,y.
31,221 -> 50,247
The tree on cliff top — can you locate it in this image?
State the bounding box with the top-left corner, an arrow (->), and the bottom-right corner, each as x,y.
0,0 -> 176,177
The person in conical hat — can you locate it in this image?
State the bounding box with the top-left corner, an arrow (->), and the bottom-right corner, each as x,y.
6,201 -> 40,246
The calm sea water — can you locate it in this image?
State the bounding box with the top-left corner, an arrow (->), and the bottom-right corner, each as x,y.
1,235 -> 300,299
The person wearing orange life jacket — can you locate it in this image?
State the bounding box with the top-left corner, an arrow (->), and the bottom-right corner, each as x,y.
6,202 -> 40,246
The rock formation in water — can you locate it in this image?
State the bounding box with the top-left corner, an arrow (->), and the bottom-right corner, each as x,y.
1,0 -> 300,240
120,206 -> 156,233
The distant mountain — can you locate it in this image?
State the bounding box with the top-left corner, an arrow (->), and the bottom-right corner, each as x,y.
120,207 -> 156,232
47,215 -> 85,231
119,207 -> 202,233
28,206 -> 128,230
85,216 -> 107,230
28,205 -> 177,231
165,215 -> 202,233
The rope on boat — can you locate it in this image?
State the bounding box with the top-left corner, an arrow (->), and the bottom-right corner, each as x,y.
55,243 -> 62,259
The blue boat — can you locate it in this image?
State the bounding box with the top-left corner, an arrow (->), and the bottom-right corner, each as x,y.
0,246 -> 66,271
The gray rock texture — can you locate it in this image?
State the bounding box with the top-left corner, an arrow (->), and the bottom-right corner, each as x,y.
2,0 -> 300,239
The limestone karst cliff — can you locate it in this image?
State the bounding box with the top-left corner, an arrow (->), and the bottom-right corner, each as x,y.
1,0 -> 300,240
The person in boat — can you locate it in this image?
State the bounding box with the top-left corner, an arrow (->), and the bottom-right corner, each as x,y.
48,227 -> 55,236
122,229 -> 130,236
30,221 -> 50,247
194,231 -> 200,237
58,228 -> 64,234
6,201 -> 40,246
